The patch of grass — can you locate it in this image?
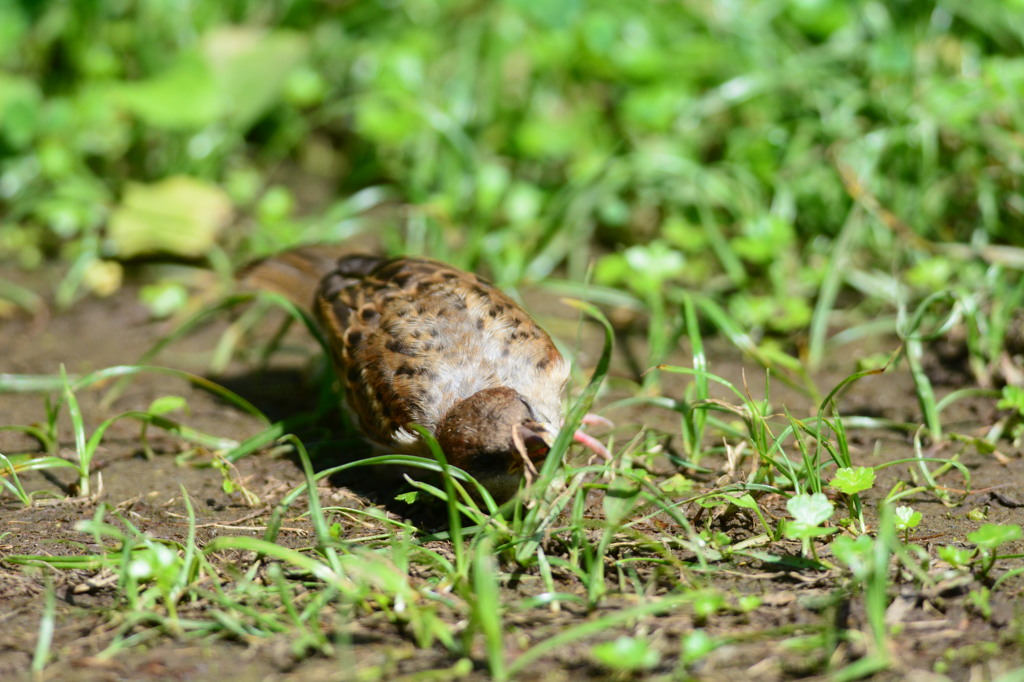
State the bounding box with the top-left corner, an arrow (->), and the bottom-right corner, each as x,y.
6,331 -> 1014,677
0,363 -> 267,502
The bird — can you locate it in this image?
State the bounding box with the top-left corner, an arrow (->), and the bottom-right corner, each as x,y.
244,246 -> 609,501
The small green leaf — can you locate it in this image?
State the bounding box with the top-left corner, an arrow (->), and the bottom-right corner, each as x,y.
504,181 -> 543,224
732,215 -> 795,265
736,595 -> 762,612
147,396 -> 189,416
937,545 -> 973,568
726,493 -> 761,511
787,493 -> 834,528
968,587 -> 992,620
284,66 -> 326,108
968,523 -> 1023,551
690,588 -> 727,619
591,636 -> 660,672
256,186 -> 295,223
893,506 -> 922,532
658,474 -> 695,494
997,385 -> 1024,415
829,466 -> 876,495
623,241 -> 686,287
681,629 -> 716,664
906,256 -> 955,291
112,51 -> 220,129
595,241 -> 686,295
140,283 -> 190,319
127,544 -> 182,591
831,534 -> 875,579
356,92 -> 422,144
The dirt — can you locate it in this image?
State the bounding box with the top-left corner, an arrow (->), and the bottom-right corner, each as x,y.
1,271 -> 1023,681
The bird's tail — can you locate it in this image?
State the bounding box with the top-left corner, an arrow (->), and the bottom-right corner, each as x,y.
240,245 -> 350,313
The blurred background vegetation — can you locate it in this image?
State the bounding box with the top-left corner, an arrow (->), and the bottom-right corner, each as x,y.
2,0 -> 1023,361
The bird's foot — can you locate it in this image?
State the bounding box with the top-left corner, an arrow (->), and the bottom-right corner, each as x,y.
573,413 -> 613,461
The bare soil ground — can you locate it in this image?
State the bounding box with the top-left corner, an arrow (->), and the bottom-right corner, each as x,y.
1,275 -> 1022,681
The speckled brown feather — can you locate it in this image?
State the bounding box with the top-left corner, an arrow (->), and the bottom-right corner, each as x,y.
244,247 -> 591,501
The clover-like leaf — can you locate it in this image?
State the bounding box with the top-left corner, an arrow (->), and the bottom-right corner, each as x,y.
127,543 -> 182,591
937,545 -> 973,568
787,492 -> 834,527
829,466 -> 875,495
893,506 -> 922,532
967,523 -> 1022,552
997,385 -> 1024,415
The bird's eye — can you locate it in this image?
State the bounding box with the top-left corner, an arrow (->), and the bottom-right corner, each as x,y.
517,397 -> 538,420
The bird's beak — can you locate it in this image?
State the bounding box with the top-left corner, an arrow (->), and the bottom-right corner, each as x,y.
512,422 -> 555,473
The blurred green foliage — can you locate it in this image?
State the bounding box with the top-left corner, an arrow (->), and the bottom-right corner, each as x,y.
1,0 -> 1023,333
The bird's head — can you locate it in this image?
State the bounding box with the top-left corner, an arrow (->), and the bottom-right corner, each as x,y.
435,387 -> 557,501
